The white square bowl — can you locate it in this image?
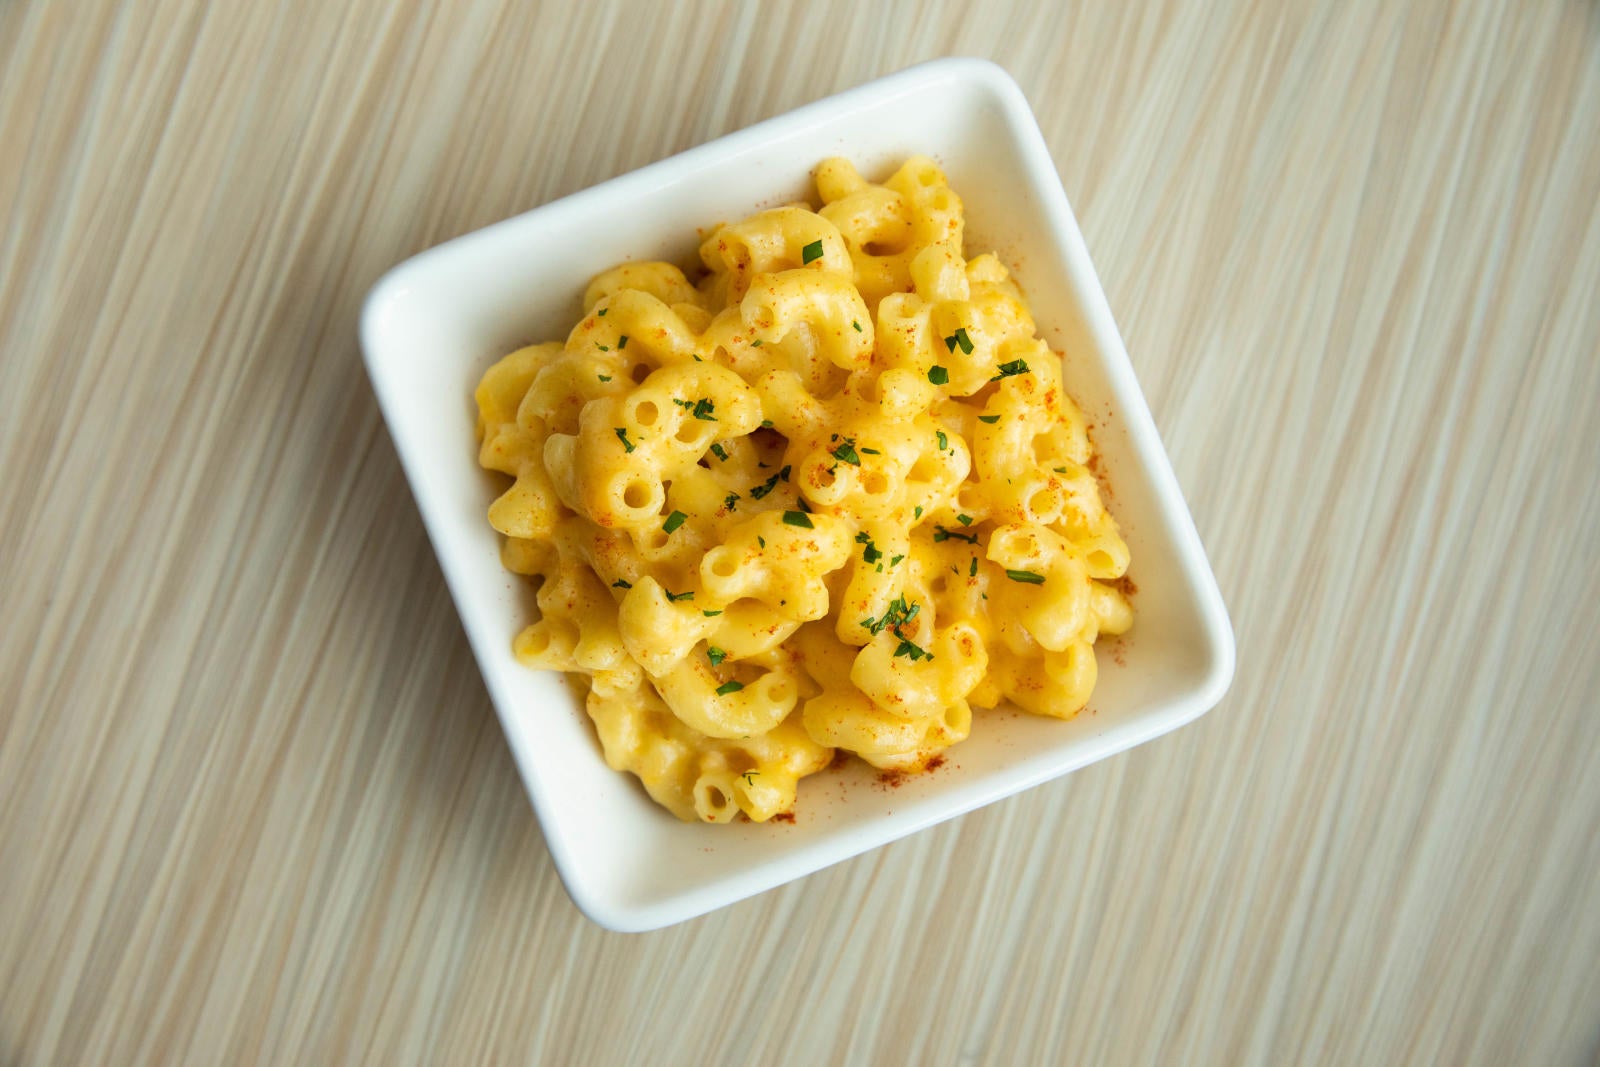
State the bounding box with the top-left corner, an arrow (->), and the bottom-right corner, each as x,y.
360,58 -> 1234,932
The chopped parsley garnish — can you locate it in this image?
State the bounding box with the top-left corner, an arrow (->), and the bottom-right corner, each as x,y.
673,398 -> 693,409
598,344 -> 609,352
991,358 -> 1028,380
830,438 -> 861,465
715,680 -> 744,695
707,646 -> 728,667
952,327 -> 974,354
617,335 -> 629,349
862,595 -> 921,638
760,419 -> 774,428
598,373 -> 612,382
935,430 -> 948,451
612,579 -> 632,589
957,514 -> 974,526
692,397 -> 716,421
724,492 -> 740,511
614,427 -> 636,452
970,557 -> 979,577
597,308 -> 608,316
852,320 -> 862,332
748,465 -> 791,500
944,334 -> 957,353
782,510 -> 813,528
750,339 -> 762,347
860,447 -> 880,455
854,532 -> 882,564
710,442 -> 729,461
663,510 -> 687,534
801,239 -> 824,264
928,365 -> 950,385
890,554 -> 904,567
913,505 -> 924,519
1005,569 -> 1047,584
1053,466 -> 1068,474
665,589 -> 695,602
978,414 -> 1001,424
757,536 -> 766,548
893,638 -> 932,662
933,526 -> 978,545
702,609 -> 722,617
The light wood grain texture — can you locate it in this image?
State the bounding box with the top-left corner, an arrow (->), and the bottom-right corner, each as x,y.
3,1 -> 1599,1063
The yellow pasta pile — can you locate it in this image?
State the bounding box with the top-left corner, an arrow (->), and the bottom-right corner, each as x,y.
474,157 -> 1131,823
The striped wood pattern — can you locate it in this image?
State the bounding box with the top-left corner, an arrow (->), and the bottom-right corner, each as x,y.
3,1 -> 1598,1063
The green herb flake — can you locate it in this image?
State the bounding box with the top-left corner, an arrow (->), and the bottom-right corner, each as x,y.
852,320 -> 863,333
707,646 -> 728,667
957,514 -> 974,526
612,579 -> 632,589
1053,466 -> 1068,474
933,526 -> 978,545
970,557 -> 979,577
710,442 -> 729,461
598,373 -> 612,382
750,339 -> 762,347
936,430 -> 949,451
862,596 -> 919,637
740,770 -> 757,784
1005,569 -> 1047,585
663,510 -> 688,534
597,308 -> 608,316
760,419 -> 775,428
831,438 -> 861,466
890,554 -> 905,567
598,344 -> 609,352
716,680 -> 745,695
991,358 -> 1028,380
978,414 -> 1001,424
724,492 -> 740,511
692,397 -> 717,421
614,427 -> 635,452
749,470 -> 783,499
703,609 -> 722,617
913,505 -> 924,519
954,327 -> 974,354
617,335 -> 629,350
783,510 -> 813,528
665,589 -> 695,602
860,447 -> 880,455
863,542 -> 882,565
673,398 -> 694,409
894,638 -> 932,662
928,365 -> 950,385
757,536 -> 766,549
944,334 -> 958,353
801,239 -> 824,265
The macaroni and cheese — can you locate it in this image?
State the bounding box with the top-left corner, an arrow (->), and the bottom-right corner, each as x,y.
474,157 -> 1132,823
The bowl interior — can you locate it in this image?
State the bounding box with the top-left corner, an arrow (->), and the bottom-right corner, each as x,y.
362,60 -> 1231,929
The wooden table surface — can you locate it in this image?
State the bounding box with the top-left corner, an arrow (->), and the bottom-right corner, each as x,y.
4,1 -> 1599,1063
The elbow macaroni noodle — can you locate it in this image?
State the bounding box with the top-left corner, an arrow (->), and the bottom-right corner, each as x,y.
475,157 -> 1132,823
